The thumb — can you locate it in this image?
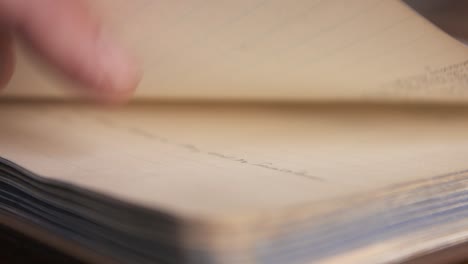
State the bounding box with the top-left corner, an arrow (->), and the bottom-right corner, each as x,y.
0,0 -> 141,102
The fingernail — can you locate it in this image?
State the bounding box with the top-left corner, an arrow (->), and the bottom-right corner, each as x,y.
95,32 -> 141,94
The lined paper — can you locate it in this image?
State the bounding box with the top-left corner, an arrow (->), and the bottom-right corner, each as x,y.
4,0 -> 468,102
3,103 -> 468,218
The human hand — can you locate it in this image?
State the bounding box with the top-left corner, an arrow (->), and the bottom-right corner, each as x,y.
0,0 -> 140,102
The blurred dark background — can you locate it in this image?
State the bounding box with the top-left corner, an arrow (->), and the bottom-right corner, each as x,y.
405,0 -> 468,42
0,225 -> 82,264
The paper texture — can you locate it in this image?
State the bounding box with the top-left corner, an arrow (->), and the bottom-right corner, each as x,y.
4,0 -> 468,102
2,103 -> 468,218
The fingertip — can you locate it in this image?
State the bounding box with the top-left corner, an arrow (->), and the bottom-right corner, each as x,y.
80,54 -> 142,104
91,32 -> 142,99
85,76 -> 141,105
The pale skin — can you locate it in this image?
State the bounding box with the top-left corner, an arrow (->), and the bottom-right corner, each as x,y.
0,0 -> 140,102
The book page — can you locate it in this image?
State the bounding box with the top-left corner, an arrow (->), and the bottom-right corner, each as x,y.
4,0 -> 468,102
2,103 -> 468,218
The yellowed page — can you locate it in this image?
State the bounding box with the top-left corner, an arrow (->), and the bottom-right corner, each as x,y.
4,0 -> 468,102
1,103 -> 468,219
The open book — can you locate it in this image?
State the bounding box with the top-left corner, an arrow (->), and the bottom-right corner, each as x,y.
1,0 -> 468,263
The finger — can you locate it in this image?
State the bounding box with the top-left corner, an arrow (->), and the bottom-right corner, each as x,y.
0,30 -> 14,89
0,0 -> 140,102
